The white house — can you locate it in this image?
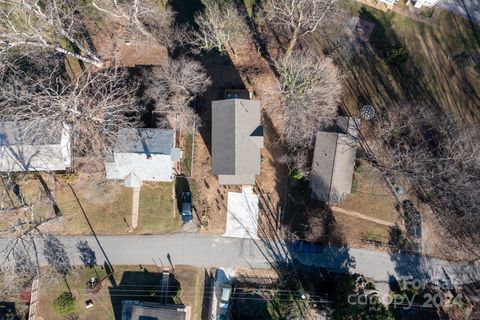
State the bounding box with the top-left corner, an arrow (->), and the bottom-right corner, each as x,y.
376,0 -> 440,8
412,0 -> 440,8
0,121 -> 71,172
105,128 -> 181,188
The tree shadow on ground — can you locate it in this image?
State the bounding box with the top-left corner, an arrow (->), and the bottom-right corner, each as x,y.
0,301 -> 18,320
200,269 -> 214,320
170,0 -> 204,25
247,175 -> 356,316
195,51 -> 247,156
386,226 -> 450,319
231,291 -> 272,320
108,270 -> 181,320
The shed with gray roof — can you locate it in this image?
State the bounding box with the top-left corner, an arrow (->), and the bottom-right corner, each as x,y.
211,99 -> 263,185
310,117 -> 360,203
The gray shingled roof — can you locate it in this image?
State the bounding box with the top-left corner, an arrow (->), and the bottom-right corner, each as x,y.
122,301 -> 186,320
0,121 -> 62,146
115,128 -> 174,155
310,117 -> 360,203
211,99 -> 263,182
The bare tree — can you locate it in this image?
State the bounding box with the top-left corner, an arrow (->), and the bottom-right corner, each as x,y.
277,50 -> 341,172
90,0 -> 183,47
193,0 -> 249,53
372,104 -> 480,249
0,245 -> 36,299
266,0 -> 339,55
0,0 -> 103,67
0,54 -> 141,161
143,57 -> 211,130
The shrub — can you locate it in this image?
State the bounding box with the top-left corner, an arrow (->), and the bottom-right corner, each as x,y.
385,47 -> 408,66
53,292 -> 76,315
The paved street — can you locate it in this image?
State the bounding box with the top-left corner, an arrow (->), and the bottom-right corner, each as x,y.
1,234 -> 479,286
440,0 -> 480,24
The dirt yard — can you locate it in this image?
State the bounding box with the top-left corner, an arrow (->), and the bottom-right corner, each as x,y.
339,162 -> 400,224
80,0 -> 169,69
190,41 -> 288,236
227,39 -> 288,240
187,53 -> 244,234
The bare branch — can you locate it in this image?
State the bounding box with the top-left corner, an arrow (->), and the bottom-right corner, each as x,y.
266,0 -> 339,54
143,57 -> 211,130
277,50 -> 341,173
0,0 -> 103,67
193,0 -> 249,53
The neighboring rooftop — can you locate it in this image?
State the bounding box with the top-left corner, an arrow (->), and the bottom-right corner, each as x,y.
122,300 -> 190,320
0,121 -> 63,146
0,121 -> 71,172
310,117 -> 360,204
211,99 -> 263,185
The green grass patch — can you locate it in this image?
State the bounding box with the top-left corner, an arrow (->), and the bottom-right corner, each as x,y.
182,134 -> 193,176
138,182 -> 180,234
361,230 -> 385,242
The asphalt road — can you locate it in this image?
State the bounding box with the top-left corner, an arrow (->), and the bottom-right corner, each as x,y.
1,234 -> 479,286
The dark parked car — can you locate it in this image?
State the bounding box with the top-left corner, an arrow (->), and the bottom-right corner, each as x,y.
181,192 -> 192,223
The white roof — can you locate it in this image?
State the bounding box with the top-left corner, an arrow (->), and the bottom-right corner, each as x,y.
106,153 -> 174,182
124,172 -> 142,188
105,128 -> 178,183
0,122 -> 71,172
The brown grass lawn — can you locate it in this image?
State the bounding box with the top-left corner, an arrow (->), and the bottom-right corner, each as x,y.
36,265 -> 205,320
340,162 -> 400,223
138,183 -> 181,234
173,265 -> 206,320
332,3 -> 480,123
6,173 -> 180,236
333,212 -> 394,244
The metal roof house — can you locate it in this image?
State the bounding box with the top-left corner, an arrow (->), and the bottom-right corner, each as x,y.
310,117 -> 360,204
211,99 -> 264,185
0,121 -> 71,172
121,300 -> 190,320
105,128 -> 181,188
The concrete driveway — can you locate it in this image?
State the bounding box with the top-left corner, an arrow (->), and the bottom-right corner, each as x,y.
224,187 -> 259,239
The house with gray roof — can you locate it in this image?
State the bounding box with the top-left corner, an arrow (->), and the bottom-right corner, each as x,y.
121,300 -> 190,320
310,117 -> 360,204
105,128 -> 181,187
211,99 -> 263,185
0,121 -> 71,172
